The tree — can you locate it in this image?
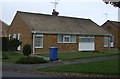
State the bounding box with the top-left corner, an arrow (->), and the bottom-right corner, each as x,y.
103,0 -> 120,8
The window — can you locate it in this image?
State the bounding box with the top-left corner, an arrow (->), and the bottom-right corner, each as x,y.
104,36 -> 109,47
13,34 -> 16,39
18,33 -> 21,40
79,35 -> 94,42
8,34 -> 11,39
58,34 -> 76,43
63,35 -> 70,42
110,36 -> 114,43
35,34 -> 43,48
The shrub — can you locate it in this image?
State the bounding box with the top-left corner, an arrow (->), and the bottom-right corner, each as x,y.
16,57 -> 48,64
1,37 -> 9,51
23,44 -> 31,57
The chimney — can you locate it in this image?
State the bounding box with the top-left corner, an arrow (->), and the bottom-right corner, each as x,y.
52,9 -> 59,16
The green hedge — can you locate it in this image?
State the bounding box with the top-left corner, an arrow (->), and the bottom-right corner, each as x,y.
16,57 -> 48,64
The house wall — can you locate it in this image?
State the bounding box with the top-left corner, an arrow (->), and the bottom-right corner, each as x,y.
35,34 -> 107,53
8,12 -> 109,53
0,21 -> 9,37
95,35 -> 106,51
102,22 -> 119,49
35,34 -> 79,53
8,13 -> 32,51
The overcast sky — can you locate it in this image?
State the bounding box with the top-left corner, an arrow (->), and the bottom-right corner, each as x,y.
0,0 -> 119,25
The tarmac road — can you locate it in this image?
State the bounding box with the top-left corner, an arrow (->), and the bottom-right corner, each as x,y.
2,70 -> 50,77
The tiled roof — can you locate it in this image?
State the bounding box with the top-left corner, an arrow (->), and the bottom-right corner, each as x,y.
17,11 -> 109,35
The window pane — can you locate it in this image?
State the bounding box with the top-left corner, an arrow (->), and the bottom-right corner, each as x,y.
58,35 -> 63,42
13,34 -> 16,39
104,36 -> 109,47
80,38 -> 94,42
71,35 -> 76,42
110,36 -> 114,42
64,36 -> 70,42
35,35 -> 43,47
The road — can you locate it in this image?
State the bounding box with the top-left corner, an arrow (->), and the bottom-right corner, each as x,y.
2,70 -> 50,77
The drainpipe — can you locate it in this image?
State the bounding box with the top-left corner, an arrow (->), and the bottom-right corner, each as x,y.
32,29 -> 35,54
108,35 -> 111,51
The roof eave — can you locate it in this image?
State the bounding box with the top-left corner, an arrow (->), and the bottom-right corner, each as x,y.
31,31 -> 111,36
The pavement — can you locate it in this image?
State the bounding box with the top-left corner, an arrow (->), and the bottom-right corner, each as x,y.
2,54 -> 119,77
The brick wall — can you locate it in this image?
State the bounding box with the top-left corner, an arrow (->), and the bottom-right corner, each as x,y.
102,22 -> 119,49
35,34 -> 79,53
95,35 -> 106,51
35,34 -> 107,53
8,13 -> 32,51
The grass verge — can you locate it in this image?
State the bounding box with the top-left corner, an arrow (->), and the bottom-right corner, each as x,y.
2,51 -> 25,63
38,58 -> 119,75
37,50 -> 119,60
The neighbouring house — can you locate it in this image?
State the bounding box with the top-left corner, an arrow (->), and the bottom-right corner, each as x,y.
0,20 -> 9,37
8,10 -> 110,53
101,20 -> 120,50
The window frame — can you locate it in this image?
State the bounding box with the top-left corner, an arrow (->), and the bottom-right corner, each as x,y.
13,34 -> 17,39
79,35 -> 94,43
57,34 -> 76,43
63,35 -> 71,43
34,34 -> 43,48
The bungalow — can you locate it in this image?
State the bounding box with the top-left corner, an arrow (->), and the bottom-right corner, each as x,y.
0,20 -> 9,37
101,20 -> 120,50
8,10 -> 110,53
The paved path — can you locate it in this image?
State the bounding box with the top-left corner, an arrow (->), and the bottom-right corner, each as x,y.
2,54 -> 119,77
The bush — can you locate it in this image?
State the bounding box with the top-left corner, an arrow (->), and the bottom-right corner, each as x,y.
1,37 -> 9,51
23,44 -> 31,57
1,37 -> 21,51
16,57 -> 48,64
8,39 -> 20,51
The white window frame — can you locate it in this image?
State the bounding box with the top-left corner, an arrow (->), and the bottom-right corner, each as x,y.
63,35 -> 71,43
8,34 -> 11,39
79,35 -> 94,43
35,34 -> 43,48
18,33 -> 21,40
58,34 -> 76,43
13,34 -> 16,39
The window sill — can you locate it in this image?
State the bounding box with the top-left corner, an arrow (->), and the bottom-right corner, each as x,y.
58,42 -> 76,44
35,47 -> 43,48
104,45 -> 108,47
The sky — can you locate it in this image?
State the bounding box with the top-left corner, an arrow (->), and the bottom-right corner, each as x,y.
0,0 -> 119,25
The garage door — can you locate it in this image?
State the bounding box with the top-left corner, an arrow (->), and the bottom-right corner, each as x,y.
79,35 -> 95,51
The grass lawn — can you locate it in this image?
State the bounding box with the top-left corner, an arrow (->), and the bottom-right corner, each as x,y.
2,52 -> 25,63
38,58 -> 119,75
37,50 -> 119,60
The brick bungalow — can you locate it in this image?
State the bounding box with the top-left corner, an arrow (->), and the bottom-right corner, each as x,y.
0,20 -> 9,37
8,10 -> 110,53
101,20 -> 120,50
